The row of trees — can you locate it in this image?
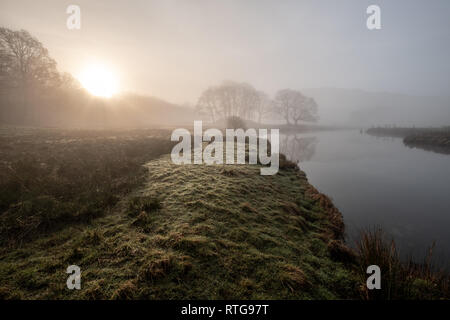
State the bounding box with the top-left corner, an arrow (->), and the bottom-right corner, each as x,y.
0,27 -> 81,125
196,81 -> 319,125
1,27 -> 318,127
0,27 -> 198,128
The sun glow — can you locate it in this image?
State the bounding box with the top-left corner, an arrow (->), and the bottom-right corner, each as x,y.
78,64 -> 119,98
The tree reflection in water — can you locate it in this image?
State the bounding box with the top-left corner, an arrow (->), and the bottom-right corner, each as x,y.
279,134 -> 318,164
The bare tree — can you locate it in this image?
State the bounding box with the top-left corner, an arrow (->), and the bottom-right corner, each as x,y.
196,86 -> 222,122
254,91 -> 273,124
59,72 -> 82,91
274,89 -> 293,125
290,96 -> 318,125
274,89 -> 318,125
0,45 -> 12,93
0,27 -> 60,118
196,81 -> 260,123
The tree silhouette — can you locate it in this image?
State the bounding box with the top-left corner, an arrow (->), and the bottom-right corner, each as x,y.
0,27 -> 60,118
254,91 -> 273,124
274,89 -> 319,125
196,81 -> 261,123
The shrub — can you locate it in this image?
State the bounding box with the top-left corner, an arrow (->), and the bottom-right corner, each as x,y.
226,116 -> 247,130
127,196 -> 161,217
279,154 -> 298,170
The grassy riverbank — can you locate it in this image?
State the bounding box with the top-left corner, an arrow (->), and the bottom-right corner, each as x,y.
403,132 -> 450,154
366,126 -> 450,154
0,127 -> 448,299
0,127 -> 359,299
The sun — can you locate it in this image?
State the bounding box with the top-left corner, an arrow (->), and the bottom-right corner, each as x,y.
78,64 -> 119,98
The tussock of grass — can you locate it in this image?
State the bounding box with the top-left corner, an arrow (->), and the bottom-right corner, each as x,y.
111,280 -> 137,300
280,263 -> 311,292
356,227 -> 450,300
127,196 -> 161,217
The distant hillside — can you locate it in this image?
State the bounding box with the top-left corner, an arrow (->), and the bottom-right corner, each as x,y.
54,93 -> 199,128
95,93 -> 199,128
0,89 -> 198,128
302,88 -> 450,127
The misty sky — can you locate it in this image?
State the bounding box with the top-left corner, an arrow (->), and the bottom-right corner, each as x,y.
1,0 -> 449,104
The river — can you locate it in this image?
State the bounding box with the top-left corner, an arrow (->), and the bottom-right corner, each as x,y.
280,129 -> 450,262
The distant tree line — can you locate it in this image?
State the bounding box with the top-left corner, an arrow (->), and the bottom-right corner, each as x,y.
0,27 -> 83,125
0,27 -> 319,128
196,81 -> 319,125
0,27 -> 191,128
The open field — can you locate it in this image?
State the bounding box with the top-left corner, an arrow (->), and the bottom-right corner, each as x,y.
0,127 -> 174,247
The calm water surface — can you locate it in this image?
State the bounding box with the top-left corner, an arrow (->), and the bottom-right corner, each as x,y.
280,130 -> 450,261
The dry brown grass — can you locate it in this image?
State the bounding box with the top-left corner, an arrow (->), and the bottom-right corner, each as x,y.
356,227 -> 450,300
